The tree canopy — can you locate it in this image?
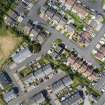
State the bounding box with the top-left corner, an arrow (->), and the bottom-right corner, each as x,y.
0,0 -> 15,27
29,42 -> 42,53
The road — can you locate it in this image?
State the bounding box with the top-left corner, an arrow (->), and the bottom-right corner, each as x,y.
80,0 -> 105,15
8,72 -> 66,105
6,0 -> 105,104
24,0 -> 105,68
79,1 -> 105,105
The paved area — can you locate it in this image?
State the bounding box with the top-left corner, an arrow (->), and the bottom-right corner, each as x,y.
8,72 -> 66,105
94,74 -> 105,92
24,0 -> 105,68
95,93 -> 105,105
80,0 -> 105,15
5,0 -> 105,105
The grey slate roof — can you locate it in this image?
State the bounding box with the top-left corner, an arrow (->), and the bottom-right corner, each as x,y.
30,92 -> 45,104
12,48 -> 32,64
0,72 -> 12,88
61,92 -> 83,105
3,90 -> 17,103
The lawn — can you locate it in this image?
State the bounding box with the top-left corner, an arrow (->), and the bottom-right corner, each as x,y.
0,27 -> 23,67
102,0 -> 105,5
20,67 -> 32,77
0,97 -> 5,105
66,11 -> 85,33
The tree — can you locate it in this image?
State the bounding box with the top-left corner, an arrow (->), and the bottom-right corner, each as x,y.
29,42 -> 41,53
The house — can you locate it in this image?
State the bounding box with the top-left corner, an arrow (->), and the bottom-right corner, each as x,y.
0,72 -> 12,89
66,55 -> 77,66
43,64 -> 54,76
33,64 -> 54,80
23,64 -> 54,86
23,25 -> 32,35
59,19 -> 66,27
40,6 -> 48,15
62,76 -> 73,87
95,52 -> 105,61
67,54 -> 98,81
90,15 -> 103,31
3,90 -> 17,103
61,91 -> 83,105
93,44 -> 105,62
52,14 -> 61,23
90,20 -> 103,31
12,48 -> 32,64
23,74 -> 35,86
72,3 -> 89,19
52,79 -> 65,94
40,7 -> 51,22
94,49 -> 105,62
65,24 -> 75,38
29,29 -> 39,41
36,35 -> 44,44
30,92 -> 45,105
72,57 -> 83,71
66,0 -> 76,9
4,16 -> 17,27
46,10 -> 54,19
78,64 -> 87,73
49,44 -> 65,59
52,76 -> 72,94
60,0 -> 76,10
34,68 -> 45,80
80,31 -> 92,45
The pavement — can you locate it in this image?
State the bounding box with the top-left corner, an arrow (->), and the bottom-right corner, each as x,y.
24,0 -> 105,68
95,93 -> 105,105
78,1 -> 105,105
79,0 -> 105,15
8,72 -> 66,105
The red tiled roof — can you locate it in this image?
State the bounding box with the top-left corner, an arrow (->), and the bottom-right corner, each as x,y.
72,3 -> 88,18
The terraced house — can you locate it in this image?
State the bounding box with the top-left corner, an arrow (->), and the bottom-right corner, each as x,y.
40,0 -> 103,47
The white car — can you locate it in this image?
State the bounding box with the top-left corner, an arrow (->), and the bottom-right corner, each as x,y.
101,89 -> 105,93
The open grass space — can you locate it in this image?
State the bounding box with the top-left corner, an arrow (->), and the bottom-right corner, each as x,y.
0,27 -> 23,67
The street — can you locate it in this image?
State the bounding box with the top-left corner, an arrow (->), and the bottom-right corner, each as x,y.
5,0 -> 105,105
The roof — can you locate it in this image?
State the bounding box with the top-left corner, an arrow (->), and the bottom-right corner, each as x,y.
52,79 -> 65,94
3,90 -> 16,103
24,64 -> 53,85
30,29 -> 38,38
30,92 -> 45,104
0,72 -> 12,88
46,10 -> 54,18
66,24 -> 75,33
34,64 -> 53,79
12,48 -> 32,64
43,64 -> 54,75
53,14 -> 61,22
61,92 -> 83,105
65,0 -> 76,8
52,76 -> 72,94
72,3 -> 88,18
62,76 -> 72,86
67,57 -> 76,65
37,35 -> 44,44
23,74 -> 35,86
